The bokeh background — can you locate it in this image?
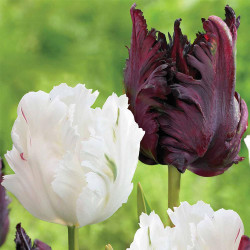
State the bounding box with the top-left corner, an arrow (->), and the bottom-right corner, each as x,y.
0,0 -> 250,249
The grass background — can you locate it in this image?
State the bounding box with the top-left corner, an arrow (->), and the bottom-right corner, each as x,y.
0,0 -> 250,249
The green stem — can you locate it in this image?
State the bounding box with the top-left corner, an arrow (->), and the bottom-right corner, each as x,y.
168,165 -> 181,227
68,226 -> 79,250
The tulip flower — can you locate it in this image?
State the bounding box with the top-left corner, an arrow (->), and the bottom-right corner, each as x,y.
244,135 -> 250,161
0,158 -> 9,247
124,4 -> 248,176
15,223 -> 51,250
128,201 -> 249,250
238,235 -> 250,250
2,84 -> 144,229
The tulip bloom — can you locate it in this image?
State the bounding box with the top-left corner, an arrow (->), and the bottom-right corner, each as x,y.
238,236 -> 250,250
0,159 -> 9,247
128,201 -> 249,250
244,135 -> 250,161
2,83 -> 144,227
15,223 -> 51,250
124,4 -> 248,176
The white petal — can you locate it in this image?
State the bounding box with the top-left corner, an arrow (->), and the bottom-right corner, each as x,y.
127,212 -> 172,250
168,201 -> 244,250
50,83 -> 98,107
51,153 -> 87,226
167,201 -> 214,249
50,83 -> 99,139
168,201 -> 214,227
75,173 -> 108,226
244,135 -> 250,150
244,135 -> 250,165
76,94 -> 144,227
3,90 -> 81,225
128,226 -> 152,250
193,209 -> 244,250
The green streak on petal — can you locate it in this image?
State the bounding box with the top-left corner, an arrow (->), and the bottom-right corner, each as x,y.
148,227 -> 152,246
113,108 -> 120,142
116,108 -> 120,126
105,154 -> 117,181
113,128 -> 116,142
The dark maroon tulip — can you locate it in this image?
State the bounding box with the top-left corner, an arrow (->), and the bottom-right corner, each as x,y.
15,223 -> 51,250
0,158 -> 10,247
33,240 -> 52,250
239,235 -> 250,250
124,4 -> 248,176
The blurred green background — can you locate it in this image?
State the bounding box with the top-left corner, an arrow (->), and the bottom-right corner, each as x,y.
0,0 -> 250,249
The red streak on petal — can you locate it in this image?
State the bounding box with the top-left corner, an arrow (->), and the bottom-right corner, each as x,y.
21,108 -> 27,123
204,34 -> 209,41
20,153 -> 26,161
235,228 -> 241,243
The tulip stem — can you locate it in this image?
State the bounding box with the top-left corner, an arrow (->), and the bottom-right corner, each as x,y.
68,226 -> 79,250
168,165 -> 181,227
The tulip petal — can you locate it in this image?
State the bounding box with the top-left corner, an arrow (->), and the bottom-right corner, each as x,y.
51,153 -> 87,225
161,8 -> 247,175
50,83 -> 99,139
128,212 -> 172,250
124,4 -> 172,164
168,202 -> 244,249
33,240 -> 52,250
224,5 -> 240,48
167,201 -> 214,227
167,201 -> 214,249
193,209 -> 244,250
15,223 -> 51,250
170,19 -> 190,75
76,94 -> 144,227
238,235 -> 250,250
15,223 -> 32,249
244,135 -> 250,164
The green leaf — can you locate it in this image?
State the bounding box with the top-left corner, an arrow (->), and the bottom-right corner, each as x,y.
137,182 -> 151,220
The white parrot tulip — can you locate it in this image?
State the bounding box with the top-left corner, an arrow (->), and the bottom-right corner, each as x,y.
128,201 -> 245,250
2,83 -> 144,227
128,211 -> 172,250
244,135 -> 250,163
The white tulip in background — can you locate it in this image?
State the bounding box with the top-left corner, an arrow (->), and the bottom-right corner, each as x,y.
2,83 -> 144,227
128,201 -> 247,250
244,135 -> 250,162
